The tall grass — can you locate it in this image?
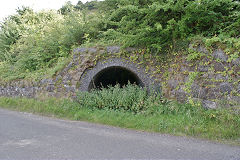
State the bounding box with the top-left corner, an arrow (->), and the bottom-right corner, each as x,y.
0,85 -> 239,144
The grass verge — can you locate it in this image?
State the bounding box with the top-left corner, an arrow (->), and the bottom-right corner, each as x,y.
0,95 -> 239,146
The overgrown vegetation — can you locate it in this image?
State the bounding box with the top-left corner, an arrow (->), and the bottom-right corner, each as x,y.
101,0 -> 240,50
0,0 -> 239,81
0,85 -> 239,144
0,1 -> 239,144
77,84 -> 159,114
0,5 -> 103,80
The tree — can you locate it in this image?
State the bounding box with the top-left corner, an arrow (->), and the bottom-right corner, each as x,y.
59,1 -> 74,15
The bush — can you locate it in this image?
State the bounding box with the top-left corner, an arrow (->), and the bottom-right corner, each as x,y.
0,1 -> 239,81
76,84 -> 202,115
77,84 -> 151,113
0,15 -> 21,62
0,6 -> 104,80
0,8 -> 65,68
101,0 -> 240,50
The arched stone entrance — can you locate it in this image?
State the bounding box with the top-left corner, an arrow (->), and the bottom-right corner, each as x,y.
88,66 -> 144,90
79,58 -> 160,92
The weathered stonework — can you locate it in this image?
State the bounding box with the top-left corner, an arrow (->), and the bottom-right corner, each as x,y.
0,45 -> 239,109
79,58 -> 159,92
162,44 -> 240,108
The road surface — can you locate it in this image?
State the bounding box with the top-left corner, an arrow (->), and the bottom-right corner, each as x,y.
0,108 -> 239,160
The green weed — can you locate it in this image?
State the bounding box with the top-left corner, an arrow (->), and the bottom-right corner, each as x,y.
0,85 -> 239,145
1,1 -> 240,81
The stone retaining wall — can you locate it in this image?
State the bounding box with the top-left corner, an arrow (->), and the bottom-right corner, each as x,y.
161,44 -> 240,109
0,45 -> 239,109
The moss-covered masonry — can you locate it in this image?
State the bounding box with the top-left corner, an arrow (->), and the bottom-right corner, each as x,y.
0,45 -> 239,109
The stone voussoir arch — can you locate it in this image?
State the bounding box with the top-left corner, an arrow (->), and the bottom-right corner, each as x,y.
79,57 -> 160,93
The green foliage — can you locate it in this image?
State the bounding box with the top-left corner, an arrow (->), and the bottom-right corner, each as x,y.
0,5 -> 104,80
77,84 -> 154,113
0,88 -> 239,143
0,0 -> 239,81
101,0 -> 240,51
0,7 -> 33,62
58,1 -> 75,15
0,17 -> 21,62
0,9 -> 64,67
59,0 -> 100,14
82,1 -> 100,10
187,50 -> 204,61
77,84 -> 199,116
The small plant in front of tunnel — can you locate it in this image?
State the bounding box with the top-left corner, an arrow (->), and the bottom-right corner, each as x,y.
77,84 -> 162,114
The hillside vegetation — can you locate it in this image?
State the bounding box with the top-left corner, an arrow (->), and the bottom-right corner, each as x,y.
0,0 -> 239,81
1,84 -> 239,144
0,1 -> 240,143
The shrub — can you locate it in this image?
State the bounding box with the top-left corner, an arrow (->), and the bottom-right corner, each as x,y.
76,84 -> 203,115
0,1 -> 239,81
101,0 -> 240,51
0,6 -> 104,80
77,84 -> 151,113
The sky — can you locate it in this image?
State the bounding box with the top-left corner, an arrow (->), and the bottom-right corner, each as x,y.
0,0 -> 91,21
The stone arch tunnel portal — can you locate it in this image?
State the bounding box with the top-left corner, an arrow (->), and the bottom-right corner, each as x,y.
79,58 -> 160,93
88,66 -> 144,91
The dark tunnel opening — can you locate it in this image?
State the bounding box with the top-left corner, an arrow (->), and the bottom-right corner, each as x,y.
88,66 -> 143,91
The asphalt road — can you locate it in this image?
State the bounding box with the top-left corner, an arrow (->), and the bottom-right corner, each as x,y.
0,108 -> 239,160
